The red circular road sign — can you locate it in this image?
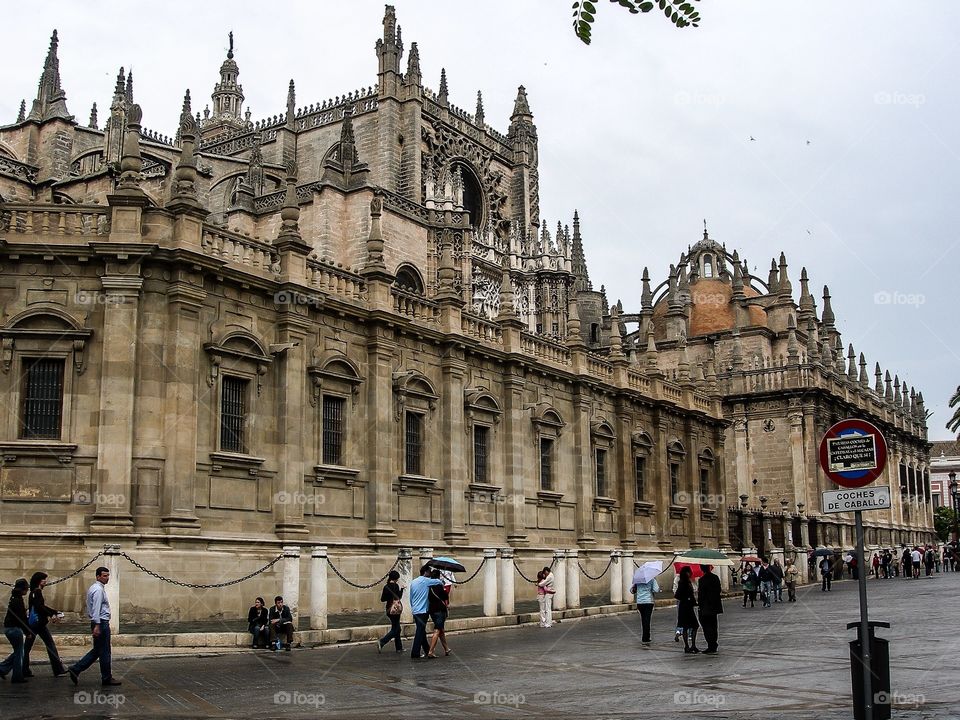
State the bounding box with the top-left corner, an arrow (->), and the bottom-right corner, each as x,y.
818,418 -> 888,488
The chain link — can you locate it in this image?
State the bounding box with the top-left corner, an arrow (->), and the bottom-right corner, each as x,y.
513,556 -> 557,584
0,552 -> 105,588
326,557 -> 400,590
447,557 -> 486,585
119,552 -> 284,589
577,557 -> 614,580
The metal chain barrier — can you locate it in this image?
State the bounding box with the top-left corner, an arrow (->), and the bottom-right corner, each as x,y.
326,557 -> 400,590
448,557 -> 486,585
513,556 -> 557,584
578,556 -> 614,580
119,551 -> 284,589
0,551 -> 105,587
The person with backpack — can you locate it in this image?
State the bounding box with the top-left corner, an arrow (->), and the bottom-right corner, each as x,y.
23,572 -> 67,677
377,570 -> 404,653
819,556 -> 833,591
924,547 -> 935,577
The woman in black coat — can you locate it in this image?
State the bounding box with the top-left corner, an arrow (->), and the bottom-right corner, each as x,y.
247,597 -> 269,649
377,570 -> 404,653
674,566 -> 700,654
24,572 -> 67,676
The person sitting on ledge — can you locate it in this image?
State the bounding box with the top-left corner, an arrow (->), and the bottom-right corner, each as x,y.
268,596 -> 294,651
247,597 -> 269,649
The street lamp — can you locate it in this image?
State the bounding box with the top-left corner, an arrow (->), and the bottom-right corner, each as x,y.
949,472 -> 959,544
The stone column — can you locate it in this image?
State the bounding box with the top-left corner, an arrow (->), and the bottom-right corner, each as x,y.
366,327 -> 397,540
616,404 -> 634,546
499,548 -> 515,615
686,426 -> 703,547
483,549 -> 498,616
397,548 -> 413,623
310,547 -> 328,630
655,416 -> 672,549
274,322 -> 310,538
609,550 -> 623,604
572,389 -> 596,545
742,510 -> 754,551
552,550 -> 567,610
565,549 -> 580,609
622,549 -> 636,603
761,514 -> 773,554
732,414 -> 750,501
103,544 -> 121,635
788,406 -> 807,508
440,348 -> 468,543
502,369 -> 528,545
418,547 -> 433,571
90,274 -> 143,530
282,546 -> 301,625
160,273 -> 204,533
716,431 -> 731,548
800,516 -> 810,549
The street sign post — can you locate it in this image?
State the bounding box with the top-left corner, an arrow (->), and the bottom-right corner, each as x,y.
818,419 -> 889,720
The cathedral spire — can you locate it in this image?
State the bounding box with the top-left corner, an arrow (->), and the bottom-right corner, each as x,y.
438,68 -> 449,106
376,5 -> 403,79
511,85 -> 532,119
821,285 -> 835,327
767,258 -> 779,294
778,251 -> 792,298
286,79 -> 296,125
116,101 -> 144,192
168,90 -> 200,209
641,267 -> 653,310
277,160 -> 302,244
498,254 -> 517,321
404,41 -> 421,87
210,31 -> 244,128
475,90 -> 485,127
17,99 -> 25,123
27,29 -> 72,122
125,69 -> 134,105
571,210 -> 591,292
88,102 -> 98,129
363,193 -> 386,272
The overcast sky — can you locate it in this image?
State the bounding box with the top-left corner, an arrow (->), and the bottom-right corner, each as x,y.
4,1 -> 957,441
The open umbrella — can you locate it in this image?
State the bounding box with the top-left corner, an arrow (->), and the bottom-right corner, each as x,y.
427,556 -> 466,573
673,548 -> 735,567
674,562 -> 704,579
632,560 -> 664,586
740,555 -> 762,564
812,547 -> 836,557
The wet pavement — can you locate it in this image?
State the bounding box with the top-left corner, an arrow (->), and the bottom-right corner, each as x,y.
3,571 -> 957,719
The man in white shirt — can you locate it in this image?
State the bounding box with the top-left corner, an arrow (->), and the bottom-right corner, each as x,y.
910,548 -> 922,579
68,567 -> 121,686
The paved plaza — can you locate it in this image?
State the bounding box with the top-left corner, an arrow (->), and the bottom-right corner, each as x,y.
3,571 -> 958,719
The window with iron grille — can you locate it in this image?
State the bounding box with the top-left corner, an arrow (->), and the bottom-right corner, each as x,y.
19,357 -> 65,439
540,437 -> 554,491
322,395 -> 345,465
634,456 -> 646,501
596,448 -> 607,497
220,376 -> 248,453
405,411 -> 424,475
700,467 -> 710,500
473,425 -> 489,484
670,463 -> 680,503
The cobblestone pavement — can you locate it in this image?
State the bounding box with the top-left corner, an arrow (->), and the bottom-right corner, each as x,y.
3,571 -> 957,719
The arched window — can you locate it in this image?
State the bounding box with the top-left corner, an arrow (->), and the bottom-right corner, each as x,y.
394,264 -> 425,294
703,254 -> 714,278
453,161 -> 484,229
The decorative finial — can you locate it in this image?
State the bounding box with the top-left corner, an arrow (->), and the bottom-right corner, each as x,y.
228,31 -> 234,59
438,68 -> 448,105
703,218 -> 708,240
17,99 -> 25,123
475,90 -> 485,126
88,101 -> 98,129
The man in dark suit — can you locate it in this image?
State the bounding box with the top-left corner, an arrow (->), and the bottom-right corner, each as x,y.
697,564 -> 723,655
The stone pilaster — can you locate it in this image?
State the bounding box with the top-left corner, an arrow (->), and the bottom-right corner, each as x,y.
365,325 -> 397,540
274,313 -> 310,539
655,415 -> 671,549
788,404 -> 807,508
572,387 -> 595,546
616,403 -> 634,547
502,369 -> 528,545
686,425 -> 703,548
440,346 -> 468,544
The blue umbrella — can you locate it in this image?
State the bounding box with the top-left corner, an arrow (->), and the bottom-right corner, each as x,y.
428,556 -> 465,572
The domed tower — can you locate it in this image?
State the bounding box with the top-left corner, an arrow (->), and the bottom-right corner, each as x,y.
203,32 -> 246,137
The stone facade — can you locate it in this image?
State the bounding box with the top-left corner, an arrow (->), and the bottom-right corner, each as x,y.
0,10 -> 932,621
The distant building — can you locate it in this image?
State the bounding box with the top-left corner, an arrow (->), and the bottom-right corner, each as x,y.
930,440 -> 960,511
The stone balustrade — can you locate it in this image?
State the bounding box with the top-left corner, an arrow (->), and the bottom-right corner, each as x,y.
519,331 -> 571,366
461,312 -> 503,344
391,287 -> 440,325
2,203 -> 109,237
306,259 -> 366,301
200,228 -> 280,277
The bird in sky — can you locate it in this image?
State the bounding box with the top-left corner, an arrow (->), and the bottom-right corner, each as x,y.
749,136 -> 756,141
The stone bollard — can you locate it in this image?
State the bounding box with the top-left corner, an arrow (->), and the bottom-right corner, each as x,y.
310,546 -> 328,630
565,549 -> 581,609
499,548 -> 515,615
103,545 -> 121,635
418,547 -> 433,574
282,546 -> 301,625
552,550 -> 567,611
622,549 -> 636,604
398,548 -> 413,624
483,549 -> 498,617
609,550 -> 623,604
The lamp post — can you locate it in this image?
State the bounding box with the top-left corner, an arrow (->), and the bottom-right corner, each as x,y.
949,472 -> 958,544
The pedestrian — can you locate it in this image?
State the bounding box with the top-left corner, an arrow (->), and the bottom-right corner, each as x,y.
537,566 -> 555,628
674,566 -> 700,654
67,566 -> 121,686
426,569 -> 450,658
819,556 -> 833,592
408,565 -> 441,659
935,548 -> 941,573
740,564 -> 757,608
0,578 -> 32,683
784,558 -> 799,602
697,564 -> 723,655
911,547 -> 922,579
770,559 -> 784,602
247,597 -> 269,649
924,547 -> 935,577
849,555 -> 859,580
377,570 -> 404,654
23,572 -> 68,677
630,574 -> 660,645
268,596 -> 294,651
757,559 -> 773,607
871,553 -> 880,579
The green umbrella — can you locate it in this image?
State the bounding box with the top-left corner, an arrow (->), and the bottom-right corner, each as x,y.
673,548 -> 736,566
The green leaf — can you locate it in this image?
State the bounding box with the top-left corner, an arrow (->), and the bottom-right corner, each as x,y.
639,1 -> 654,10
583,0 -> 597,12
